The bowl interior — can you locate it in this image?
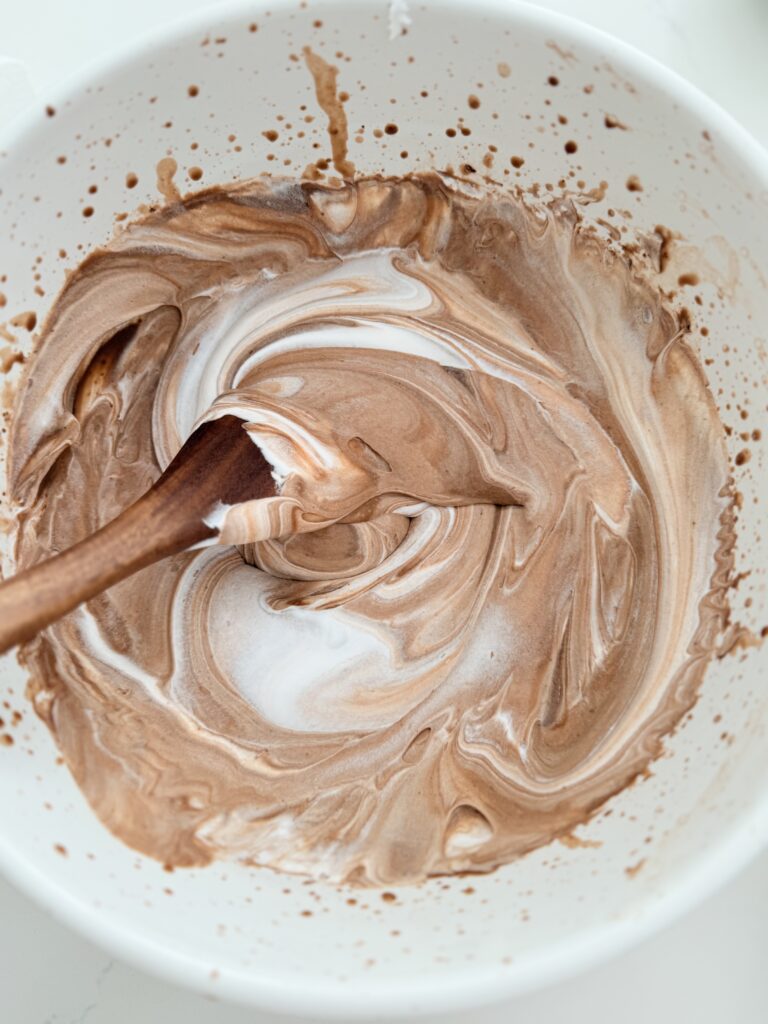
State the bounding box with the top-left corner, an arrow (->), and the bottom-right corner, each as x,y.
0,0 -> 766,1017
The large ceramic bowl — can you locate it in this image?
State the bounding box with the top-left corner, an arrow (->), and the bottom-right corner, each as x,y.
0,0 -> 766,1017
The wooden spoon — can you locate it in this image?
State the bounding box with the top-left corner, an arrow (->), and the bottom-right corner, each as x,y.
0,415 -> 275,654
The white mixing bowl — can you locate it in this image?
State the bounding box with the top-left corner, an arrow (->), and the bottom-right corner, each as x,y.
0,0 -> 766,1017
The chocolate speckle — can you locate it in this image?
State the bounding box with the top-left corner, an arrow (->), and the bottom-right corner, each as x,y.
188,85 -> 199,98
626,175 -> 643,192
384,123 -> 399,135
547,76 -> 559,87
468,94 -> 480,110
10,311 -> 36,331
188,167 -> 203,181
126,173 -> 138,189
564,140 -> 578,154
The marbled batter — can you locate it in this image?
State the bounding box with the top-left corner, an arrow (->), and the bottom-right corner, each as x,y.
8,174 -> 732,884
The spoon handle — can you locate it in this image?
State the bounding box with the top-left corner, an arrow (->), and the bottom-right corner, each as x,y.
0,416 -> 274,654
0,486 -> 213,653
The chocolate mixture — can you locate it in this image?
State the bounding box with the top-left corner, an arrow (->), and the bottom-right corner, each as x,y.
8,174 -> 732,884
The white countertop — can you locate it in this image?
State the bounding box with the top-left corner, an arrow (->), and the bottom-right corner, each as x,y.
1,1 -> 767,1021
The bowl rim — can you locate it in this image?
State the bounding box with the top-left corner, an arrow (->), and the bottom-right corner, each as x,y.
1,0 -> 767,1016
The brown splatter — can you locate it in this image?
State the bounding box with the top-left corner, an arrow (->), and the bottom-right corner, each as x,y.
188,167 -> 203,181
677,273 -> 700,287
384,123 -> 399,135
303,47 -> 355,179
0,734 -> 13,746
0,347 -> 25,374
45,105 -> 55,117
263,129 -> 279,142
510,156 -> 524,169
580,180 -> 609,204
54,843 -> 68,857
10,311 -> 36,332
734,449 -> 751,466
626,175 -> 643,192
625,858 -> 646,878
125,173 -> 138,189
468,94 -> 480,110
381,891 -> 397,903
564,140 -> 578,155
547,76 -> 559,87
716,623 -> 762,658
559,833 -> 602,849
156,157 -> 181,203
654,225 -> 676,273
497,62 -> 511,78
547,41 -> 576,62
604,114 -> 628,130
187,85 -> 199,98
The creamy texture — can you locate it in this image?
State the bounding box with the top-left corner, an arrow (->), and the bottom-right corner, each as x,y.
9,175 -> 732,885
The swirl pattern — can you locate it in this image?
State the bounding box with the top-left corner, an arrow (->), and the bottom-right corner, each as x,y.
9,175 -> 732,884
